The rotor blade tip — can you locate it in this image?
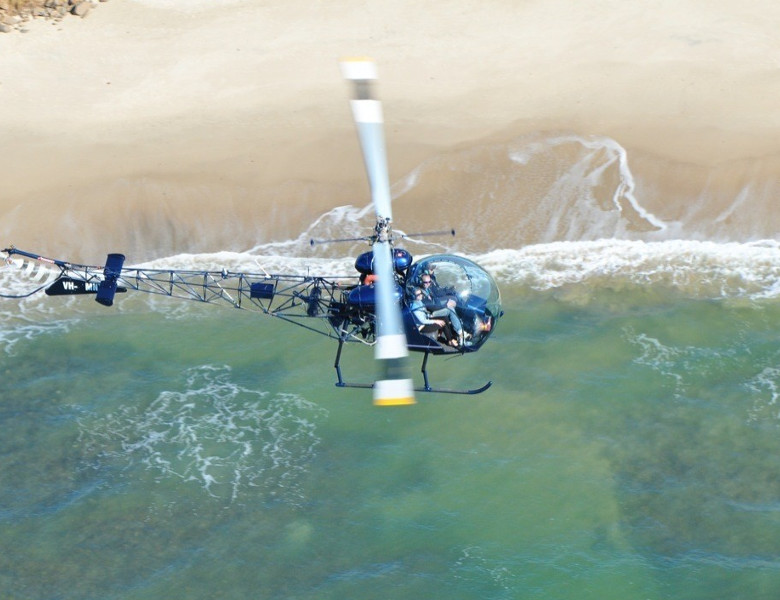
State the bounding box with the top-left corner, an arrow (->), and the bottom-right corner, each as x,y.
340,59 -> 377,81
373,378 -> 416,406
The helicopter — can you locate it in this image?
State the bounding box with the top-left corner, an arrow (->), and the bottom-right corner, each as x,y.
1,59 -> 502,406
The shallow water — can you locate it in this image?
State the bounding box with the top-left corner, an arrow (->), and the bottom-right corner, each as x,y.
3,274 -> 780,599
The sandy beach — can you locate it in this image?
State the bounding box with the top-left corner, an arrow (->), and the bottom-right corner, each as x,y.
2,0 -> 780,260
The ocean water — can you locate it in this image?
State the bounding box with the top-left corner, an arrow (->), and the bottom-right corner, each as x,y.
3,134 -> 780,599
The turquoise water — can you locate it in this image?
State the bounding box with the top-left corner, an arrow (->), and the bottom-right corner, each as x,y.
3,279 -> 780,599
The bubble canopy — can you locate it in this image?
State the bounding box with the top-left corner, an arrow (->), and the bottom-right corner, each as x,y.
406,254 -> 501,346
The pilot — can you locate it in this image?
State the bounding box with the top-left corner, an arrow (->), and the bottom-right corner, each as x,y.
418,273 -> 437,303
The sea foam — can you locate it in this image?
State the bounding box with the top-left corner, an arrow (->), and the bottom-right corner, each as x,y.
78,364 -> 328,504
476,239 -> 780,299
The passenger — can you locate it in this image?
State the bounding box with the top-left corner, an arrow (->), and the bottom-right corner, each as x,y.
467,314 -> 492,341
410,288 -> 445,333
419,274 -> 466,345
410,288 -> 459,347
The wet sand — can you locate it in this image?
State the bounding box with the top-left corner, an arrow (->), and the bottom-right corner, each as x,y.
1,0 -> 779,260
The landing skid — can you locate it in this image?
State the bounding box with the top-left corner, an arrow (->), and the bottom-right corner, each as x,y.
333,341 -> 492,396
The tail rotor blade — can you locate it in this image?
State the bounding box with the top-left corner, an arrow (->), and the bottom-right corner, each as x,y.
342,59 -> 414,406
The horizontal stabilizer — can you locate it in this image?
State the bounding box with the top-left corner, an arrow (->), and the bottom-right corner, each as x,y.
96,253 -> 126,307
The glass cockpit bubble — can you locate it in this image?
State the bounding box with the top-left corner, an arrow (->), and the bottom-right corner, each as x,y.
406,254 -> 501,345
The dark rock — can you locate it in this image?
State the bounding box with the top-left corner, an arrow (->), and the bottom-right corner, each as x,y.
71,2 -> 91,17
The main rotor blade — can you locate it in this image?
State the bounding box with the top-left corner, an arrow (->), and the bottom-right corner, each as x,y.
341,59 -> 393,221
372,239 -> 413,406
342,59 -> 414,406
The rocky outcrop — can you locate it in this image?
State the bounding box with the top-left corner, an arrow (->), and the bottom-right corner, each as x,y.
0,0 -> 106,33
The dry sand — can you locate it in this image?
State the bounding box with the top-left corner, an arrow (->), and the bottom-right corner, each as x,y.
1,0 -> 780,259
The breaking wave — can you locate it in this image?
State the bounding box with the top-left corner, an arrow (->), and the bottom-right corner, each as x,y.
78,365 -> 328,504
747,367 -> 780,425
477,239 -> 780,300
4,237 -> 780,332
121,236 -> 780,302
